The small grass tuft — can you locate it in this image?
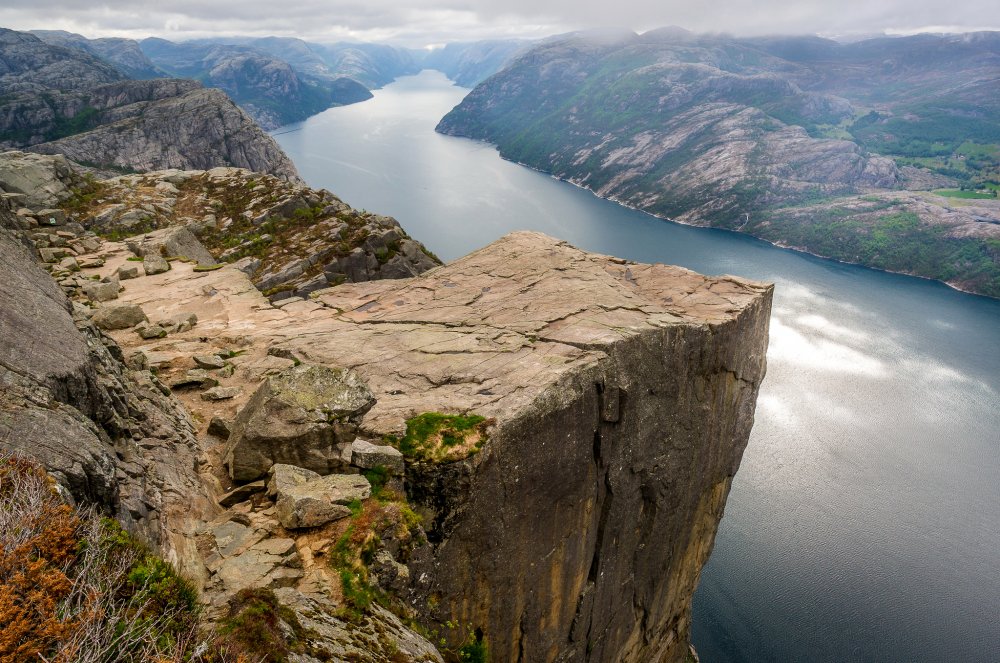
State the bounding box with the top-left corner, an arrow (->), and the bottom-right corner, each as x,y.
392,412 -> 493,463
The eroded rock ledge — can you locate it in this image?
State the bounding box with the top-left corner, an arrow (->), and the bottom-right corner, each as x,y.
67,227 -> 772,662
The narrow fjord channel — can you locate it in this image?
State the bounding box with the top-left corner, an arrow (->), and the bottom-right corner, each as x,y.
274,70 -> 1000,662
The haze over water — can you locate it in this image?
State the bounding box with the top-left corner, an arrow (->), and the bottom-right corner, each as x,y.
275,70 -> 1000,662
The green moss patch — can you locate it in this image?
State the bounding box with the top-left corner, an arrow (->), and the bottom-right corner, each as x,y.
391,412 -> 492,463
193,263 -> 225,272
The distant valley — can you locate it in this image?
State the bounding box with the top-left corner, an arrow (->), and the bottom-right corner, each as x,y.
27,30 -> 527,130
438,29 -> 1000,297
0,27 -> 524,180
4,23 -> 998,297
1,11 -> 999,663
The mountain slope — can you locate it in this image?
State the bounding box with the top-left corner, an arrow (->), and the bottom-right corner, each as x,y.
0,28 -> 298,179
140,38 -> 372,129
421,40 -> 529,86
0,27 -> 123,91
30,29 -> 166,79
438,29 -> 1000,297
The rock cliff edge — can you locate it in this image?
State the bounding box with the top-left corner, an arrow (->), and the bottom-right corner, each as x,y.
1,182 -> 772,662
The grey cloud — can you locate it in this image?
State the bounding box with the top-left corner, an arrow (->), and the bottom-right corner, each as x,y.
0,0 -> 995,46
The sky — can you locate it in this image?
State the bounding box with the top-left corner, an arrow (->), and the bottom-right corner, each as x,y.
0,0 -> 996,47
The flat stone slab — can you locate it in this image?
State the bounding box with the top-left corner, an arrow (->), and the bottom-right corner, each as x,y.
170,368 -> 219,389
193,354 -> 226,369
98,231 -> 770,439
202,386 -> 241,401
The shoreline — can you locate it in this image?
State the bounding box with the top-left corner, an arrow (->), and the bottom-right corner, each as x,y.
490,150 -> 997,302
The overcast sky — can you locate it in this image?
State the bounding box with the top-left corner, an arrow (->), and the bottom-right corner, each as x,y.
0,0 -> 996,47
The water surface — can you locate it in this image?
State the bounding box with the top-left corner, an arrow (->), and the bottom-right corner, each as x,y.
274,70 -> 1000,662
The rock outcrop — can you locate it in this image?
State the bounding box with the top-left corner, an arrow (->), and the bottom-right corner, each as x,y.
26,84 -> 299,179
0,198 -> 214,576
0,151 -> 84,208
66,217 -> 770,662
18,160 -> 441,300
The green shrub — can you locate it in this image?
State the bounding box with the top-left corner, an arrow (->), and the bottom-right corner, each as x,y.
214,587 -> 302,663
457,631 -> 489,663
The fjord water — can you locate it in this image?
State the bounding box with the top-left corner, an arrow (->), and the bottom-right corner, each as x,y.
275,70 -> 1000,662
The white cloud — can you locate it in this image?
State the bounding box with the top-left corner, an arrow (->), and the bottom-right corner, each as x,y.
0,0 -> 995,47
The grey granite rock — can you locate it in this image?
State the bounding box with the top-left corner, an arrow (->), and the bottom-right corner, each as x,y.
82,279 -> 119,302
224,364 -> 376,481
267,464 -> 369,529
350,438 -> 404,475
143,253 -> 169,275
127,226 -> 216,266
201,386 -> 240,401
91,303 -> 146,330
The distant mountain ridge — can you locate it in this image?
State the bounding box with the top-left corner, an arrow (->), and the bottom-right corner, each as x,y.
30,29 -> 166,79
138,37 -> 375,129
437,29 -> 1000,297
421,40 -> 530,86
14,28 -> 531,131
0,28 -> 298,179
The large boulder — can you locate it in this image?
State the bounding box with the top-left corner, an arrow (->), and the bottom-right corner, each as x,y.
267,463 -> 370,529
0,152 -> 80,209
126,226 -> 217,267
351,438 -> 405,475
224,364 -> 376,481
91,303 -> 147,330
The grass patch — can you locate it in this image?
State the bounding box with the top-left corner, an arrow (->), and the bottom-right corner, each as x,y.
97,221 -> 156,242
754,206 -> 1000,297
390,412 -> 493,463
60,175 -> 106,215
933,189 -> 997,199
326,494 -> 425,622
193,263 -> 225,272
362,465 -> 392,500
262,284 -> 297,297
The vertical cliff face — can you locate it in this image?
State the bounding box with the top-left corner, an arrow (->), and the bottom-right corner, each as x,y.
325,234 -> 772,662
